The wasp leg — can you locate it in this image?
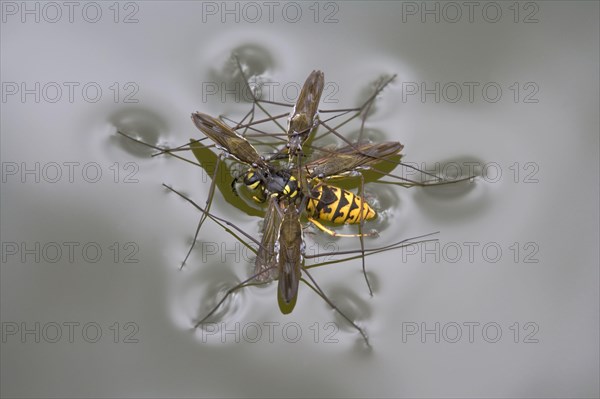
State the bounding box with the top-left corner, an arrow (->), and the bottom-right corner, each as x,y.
307,217 -> 377,238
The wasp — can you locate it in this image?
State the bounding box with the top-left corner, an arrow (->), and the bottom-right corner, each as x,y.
162,183 -> 438,345
191,111 -> 301,203
119,111 -> 379,268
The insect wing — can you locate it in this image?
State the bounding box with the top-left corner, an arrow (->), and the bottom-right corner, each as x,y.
188,139 -> 263,218
306,141 -> 403,178
288,71 -> 325,134
287,71 -> 325,150
254,196 -> 282,282
277,203 -> 303,315
191,112 -> 266,167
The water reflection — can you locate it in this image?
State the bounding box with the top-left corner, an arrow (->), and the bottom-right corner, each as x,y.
205,43 -> 278,104
325,285 -> 373,331
413,156 -> 492,223
170,261 -> 248,330
108,107 -> 169,157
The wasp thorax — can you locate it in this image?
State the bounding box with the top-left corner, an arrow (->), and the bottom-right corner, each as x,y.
243,170 -> 262,190
282,176 -> 299,198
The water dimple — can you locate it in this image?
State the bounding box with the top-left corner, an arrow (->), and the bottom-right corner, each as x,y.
194,282 -> 244,325
415,156 -> 483,200
169,262 -> 250,333
353,73 -> 397,120
345,128 -> 390,144
412,156 -> 492,223
206,44 -> 277,104
108,107 -> 169,158
324,285 -> 372,334
367,184 -> 401,232
230,44 -> 276,77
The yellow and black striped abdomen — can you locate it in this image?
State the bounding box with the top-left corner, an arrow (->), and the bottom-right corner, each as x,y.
306,185 -> 375,224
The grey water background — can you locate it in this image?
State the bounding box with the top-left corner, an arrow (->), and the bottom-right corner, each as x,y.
1,1 -> 598,397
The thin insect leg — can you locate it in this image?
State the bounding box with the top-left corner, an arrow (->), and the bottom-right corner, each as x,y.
305,233 -> 440,268
179,154 -> 223,269
356,172 -> 373,296
354,82 -> 377,296
357,87 -> 377,144
369,162 -> 469,184
233,55 -> 288,134
229,112 -> 290,133
301,271 -> 370,346
151,137 -> 211,157
310,234 -> 439,258
255,98 -> 294,107
319,75 -> 396,118
312,75 -> 397,146
223,112 -> 290,151
307,218 -> 376,238
194,267 -> 276,327
356,74 -> 397,115
318,107 -> 361,114
117,130 -> 206,169
398,162 -> 445,180
232,55 -> 268,136
229,106 -> 257,137
373,169 -> 476,187
317,120 -> 372,153
315,109 -> 357,127
162,183 -> 262,249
